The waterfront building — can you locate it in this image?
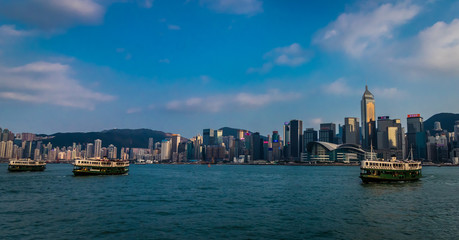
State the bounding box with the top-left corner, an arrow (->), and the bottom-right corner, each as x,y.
303,128 -> 318,152
407,114 -> 426,160
214,130 -> 223,145
0,141 -> 6,158
272,131 -> 282,161
304,141 -> 366,163
376,116 -> 404,160
289,120 -> 303,161
252,132 -> 262,160
94,139 -> 102,159
454,121 -> 459,144
361,85 -> 376,149
24,141 -> 33,159
319,123 -> 336,143
161,139 -> 172,161
5,140 -> 13,158
86,143 -> 94,158
283,122 -> 290,147
203,129 -> 214,146
148,138 -> 154,152
343,117 -> 360,145
171,134 -> 180,154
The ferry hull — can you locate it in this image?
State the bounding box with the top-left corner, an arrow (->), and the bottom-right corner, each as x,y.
72,168 -> 128,176
360,175 -> 421,183
8,165 -> 46,172
360,170 -> 421,183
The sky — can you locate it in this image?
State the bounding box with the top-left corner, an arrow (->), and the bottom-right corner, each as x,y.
1,0 -> 459,138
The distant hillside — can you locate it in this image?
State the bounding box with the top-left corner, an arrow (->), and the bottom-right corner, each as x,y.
220,127 -> 249,138
424,113 -> 459,132
219,127 -> 267,140
41,129 -> 174,148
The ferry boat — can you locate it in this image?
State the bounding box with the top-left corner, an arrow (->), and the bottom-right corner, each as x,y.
359,149 -> 422,183
8,159 -> 46,172
73,158 -> 129,176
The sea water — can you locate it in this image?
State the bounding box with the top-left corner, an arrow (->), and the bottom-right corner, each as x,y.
1,164 -> 458,239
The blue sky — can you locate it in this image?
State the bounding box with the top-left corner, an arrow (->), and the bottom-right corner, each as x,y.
1,0 -> 459,138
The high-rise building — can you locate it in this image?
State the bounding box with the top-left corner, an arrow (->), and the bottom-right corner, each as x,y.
343,117 -> 360,145
0,141 -> 6,158
24,141 -> 33,159
407,114 -> 426,160
171,134 -> 180,153
148,138 -> 154,152
376,116 -> 404,160
252,132 -> 262,160
161,139 -> 172,161
283,122 -> 290,147
303,128 -> 318,151
203,129 -> 214,146
361,85 -> 376,149
454,121 -> 459,144
319,123 -> 336,143
289,120 -> 303,160
214,130 -> 223,145
86,143 -> 94,158
94,139 -> 102,159
5,140 -> 13,158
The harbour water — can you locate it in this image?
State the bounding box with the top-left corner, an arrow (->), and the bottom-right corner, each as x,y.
1,164 -> 459,239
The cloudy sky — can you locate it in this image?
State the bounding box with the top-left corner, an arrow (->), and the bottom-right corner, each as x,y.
1,0 -> 459,137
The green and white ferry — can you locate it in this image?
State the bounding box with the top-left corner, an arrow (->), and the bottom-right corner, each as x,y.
73,158 -> 129,176
8,159 -> 46,172
360,149 -> 422,183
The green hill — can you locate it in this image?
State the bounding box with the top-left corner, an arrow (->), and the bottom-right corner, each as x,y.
424,113 -> 459,133
41,129 -> 173,148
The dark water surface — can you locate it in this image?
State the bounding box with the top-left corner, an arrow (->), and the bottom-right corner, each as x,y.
1,164 -> 458,239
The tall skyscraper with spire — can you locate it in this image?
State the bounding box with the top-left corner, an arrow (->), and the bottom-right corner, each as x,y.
361,85 -> 376,149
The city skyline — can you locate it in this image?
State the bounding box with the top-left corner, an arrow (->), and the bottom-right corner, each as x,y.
1,1 -> 459,137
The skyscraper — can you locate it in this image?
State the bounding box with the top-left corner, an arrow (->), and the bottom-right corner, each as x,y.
343,117 -> 360,145
289,120 -> 303,160
148,138 -> 154,152
94,139 -> 102,159
361,85 -> 376,149
319,123 -> 336,143
283,122 -> 290,147
203,129 -> 214,146
214,129 -> 223,145
407,114 -> 426,160
86,143 -> 94,158
303,128 -> 318,152
252,132 -> 262,160
376,116 -> 404,160
171,134 -> 180,153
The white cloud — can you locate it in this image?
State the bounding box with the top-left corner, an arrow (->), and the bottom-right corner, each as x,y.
200,0 -> 263,15
310,118 -> 323,126
165,89 -> 301,113
0,61 -> 115,110
126,107 -> 142,114
372,87 -> 405,99
168,24 -> 181,30
315,2 -> 420,57
0,25 -> 35,44
140,0 -> 154,8
322,78 -> 359,96
200,75 -> 211,84
0,25 -> 34,37
248,43 -> 310,74
399,19 -> 459,74
0,0 -> 106,29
